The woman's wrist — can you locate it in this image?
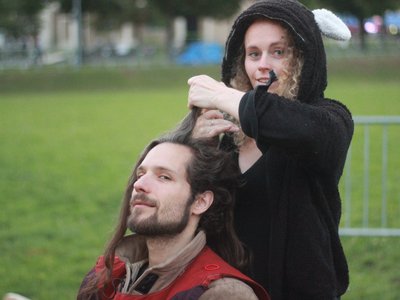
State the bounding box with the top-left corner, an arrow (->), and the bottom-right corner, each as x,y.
217,87 -> 245,120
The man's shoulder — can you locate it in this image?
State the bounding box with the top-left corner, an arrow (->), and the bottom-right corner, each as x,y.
182,247 -> 269,300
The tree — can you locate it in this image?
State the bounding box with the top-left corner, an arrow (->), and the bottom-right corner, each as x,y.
0,0 -> 46,66
152,0 -> 242,43
303,0 -> 400,50
57,0 -> 164,31
57,0 -> 165,52
54,0 -> 243,57
0,0 -> 46,38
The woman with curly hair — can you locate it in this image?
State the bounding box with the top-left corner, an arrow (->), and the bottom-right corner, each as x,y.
183,1 -> 354,299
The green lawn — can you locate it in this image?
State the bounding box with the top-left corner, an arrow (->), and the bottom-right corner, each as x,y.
1,56 -> 399,299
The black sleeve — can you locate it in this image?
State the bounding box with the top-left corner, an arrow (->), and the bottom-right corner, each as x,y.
239,87 -> 353,174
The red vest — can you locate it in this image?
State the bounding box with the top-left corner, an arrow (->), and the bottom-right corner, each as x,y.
96,246 -> 270,300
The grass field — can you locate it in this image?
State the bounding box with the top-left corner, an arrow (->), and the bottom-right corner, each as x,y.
1,56 -> 400,299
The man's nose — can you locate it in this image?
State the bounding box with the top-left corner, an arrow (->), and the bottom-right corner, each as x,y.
133,174 -> 150,194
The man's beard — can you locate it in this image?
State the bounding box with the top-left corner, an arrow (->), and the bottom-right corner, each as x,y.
127,194 -> 193,237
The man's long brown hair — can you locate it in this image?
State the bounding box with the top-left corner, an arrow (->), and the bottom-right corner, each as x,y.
77,133 -> 249,299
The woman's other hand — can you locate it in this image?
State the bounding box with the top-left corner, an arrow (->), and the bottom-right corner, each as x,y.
192,109 -> 239,139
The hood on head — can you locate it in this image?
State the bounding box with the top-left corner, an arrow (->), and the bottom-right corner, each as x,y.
221,0 -> 327,103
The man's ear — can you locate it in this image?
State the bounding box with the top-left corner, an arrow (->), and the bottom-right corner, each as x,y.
191,191 -> 214,215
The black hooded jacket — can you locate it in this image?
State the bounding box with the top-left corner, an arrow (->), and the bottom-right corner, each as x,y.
221,1 -> 353,299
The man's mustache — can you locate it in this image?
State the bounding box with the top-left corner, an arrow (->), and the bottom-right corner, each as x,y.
131,193 -> 157,207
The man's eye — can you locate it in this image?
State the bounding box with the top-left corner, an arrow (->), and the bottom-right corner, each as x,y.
159,175 -> 171,180
247,51 -> 259,58
273,49 -> 285,56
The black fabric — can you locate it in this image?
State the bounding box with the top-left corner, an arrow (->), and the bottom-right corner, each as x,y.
171,285 -> 206,300
235,154 -> 270,288
220,1 -> 354,299
235,88 -> 353,300
134,273 -> 159,294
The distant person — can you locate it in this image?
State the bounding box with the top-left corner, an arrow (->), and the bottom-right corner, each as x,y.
77,135 -> 270,299
179,0 -> 354,299
31,36 -> 43,66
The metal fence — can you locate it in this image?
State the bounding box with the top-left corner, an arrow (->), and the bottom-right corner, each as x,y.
340,116 -> 400,236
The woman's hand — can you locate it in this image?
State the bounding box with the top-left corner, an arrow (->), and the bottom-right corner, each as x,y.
187,75 -> 226,109
192,109 -> 239,139
188,75 -> 245,120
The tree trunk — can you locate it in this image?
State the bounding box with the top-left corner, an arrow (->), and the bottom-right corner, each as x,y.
185,15 -> 198,44
165,18 -> 175,58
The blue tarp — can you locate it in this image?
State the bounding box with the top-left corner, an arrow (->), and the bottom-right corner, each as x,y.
177,42 -> 223,65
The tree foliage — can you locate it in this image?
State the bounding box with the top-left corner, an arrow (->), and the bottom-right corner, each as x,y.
151,0 -> 242,19
57,0 -> 242,41
57,0 -> 165,31
0,0 -> 46,37
151,0 -> 242,42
